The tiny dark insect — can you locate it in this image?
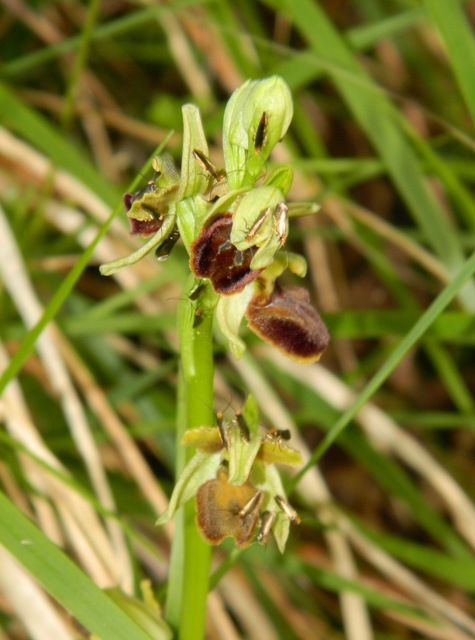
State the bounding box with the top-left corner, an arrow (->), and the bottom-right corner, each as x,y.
275,495 -> 301,524
235,408 -> 250,443
216,411 -> 231,450
189,281 -> 207,301
192,306 -> 207,328
155,226 -> 180,261
254,111 -> 268,154
265,427 -> 291,446
192,149 -> 224,182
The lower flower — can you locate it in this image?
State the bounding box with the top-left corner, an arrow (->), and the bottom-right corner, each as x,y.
246,283 -> 330,363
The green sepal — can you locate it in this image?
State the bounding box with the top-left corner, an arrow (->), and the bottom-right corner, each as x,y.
99,210 -> 177,276
156,451 -> 221,525
243,76 -> 293,160
177,104 -> 209,200
153,153 -> 181,188
181,427 -> 223,453
222,79 -> 255,189
242,394 -> 260,438
176,196 -> 209,252
223,76 -> 293,189
227,424 -> 263,486
287,202 -> 321,217
257,442 -> 303,466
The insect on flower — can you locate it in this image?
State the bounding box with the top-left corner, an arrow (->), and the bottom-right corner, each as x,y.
192,149 -> 225,183
234,408 -> 250,443
216,411 -> 231,450
254,111 -> 268,154
245,206 -> 272,243
265,427 -> 291,448
275,495 -> 301,524
273,202 -> 289,246
237,491 -> 263,519
189,281 -> 207,301
257,510 -> 275,544
155,226 -> 180,261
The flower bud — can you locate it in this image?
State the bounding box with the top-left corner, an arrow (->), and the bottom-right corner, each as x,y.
223,76 -> 293,188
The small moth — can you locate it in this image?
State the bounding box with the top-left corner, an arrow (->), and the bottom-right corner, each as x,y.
238,491 -> 263,519
275,495 -> 301,524
273,202 -> 289,246
257,511 -> 275,544
245,207 -> 272,243
192,149 -> 224,182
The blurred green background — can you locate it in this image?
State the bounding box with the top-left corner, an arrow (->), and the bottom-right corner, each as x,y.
1,1 -> 475,639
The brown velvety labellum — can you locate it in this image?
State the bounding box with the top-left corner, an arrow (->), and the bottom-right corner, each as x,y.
246,285 -> 330,363
196,466 -> 262,548
128,217 -> 164,236
190,214 -> 262,295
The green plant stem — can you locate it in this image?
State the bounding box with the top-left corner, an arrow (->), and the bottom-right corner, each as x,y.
165,285 -> 215,639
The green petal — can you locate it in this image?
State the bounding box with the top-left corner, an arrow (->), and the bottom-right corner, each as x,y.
227,425 -> 263,486
177,104 -> 210,200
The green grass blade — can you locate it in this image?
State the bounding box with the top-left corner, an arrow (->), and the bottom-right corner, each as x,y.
0,0 -> 213,79
425,0 -> 475,126
323,309 -> 475,344
0,144 -> 165,396
0,83 -> 118,205
270,0 -> 475,308
291,248 -> 475,490
0,491 -> 153,640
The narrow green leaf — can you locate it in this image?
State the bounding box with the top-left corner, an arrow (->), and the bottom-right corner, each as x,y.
0,491 -> 153,640
269,0 -> 475,308
0,83 -> 117,205
425,0 -> 475,127
291,248 -> 475,489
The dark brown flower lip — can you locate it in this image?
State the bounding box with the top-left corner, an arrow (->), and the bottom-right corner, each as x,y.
128,217 -> 164,236
190,213 -> 262,295
195,465 -> 262,548
246,284 -> 330,363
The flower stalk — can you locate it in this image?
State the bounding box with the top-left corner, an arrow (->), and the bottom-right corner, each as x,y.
165,283 -> 215,638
